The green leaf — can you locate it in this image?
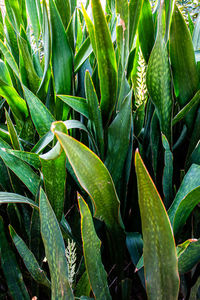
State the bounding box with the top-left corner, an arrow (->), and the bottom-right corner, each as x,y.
52,123 -> 124,232
9,225 -> 51,288
170,5 -> 199,128
0,39 -> 19,78
105,91 -> 132,187
138,0 -> 155,62
0,217 -> 30,300
50,0 -> 73,96
91,0 -> 117,124
40,142 -> 66,222
0,79 -> 28,120
75,271 -> 91,298
129,0 -> 144,50
5,149 -> 41,169
78,193 -> 112,300
193,13 -> 200,51
54,0 -> 71,30
23,85 -> 55,137
146,8 -> 173,143
39,188 -> 74,299
85,71 -> 104,159
178,239 -> 200,274
5,109 -> 21,150
81,5 -> 96,57
74,37 -> 93,73
162,134 -> 173,209
0,59 -> 13,86
135,150 -> 179,300
168,164 -> 200,236
58,95 -> 89,118
18,35 -> 41,94
5,16 -> 19,65
172,90 -> 200,126
0,148 -> 40,195
26,0 -> 40,41
0,192 -> 38,208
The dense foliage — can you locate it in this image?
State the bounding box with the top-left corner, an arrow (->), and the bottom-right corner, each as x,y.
0,0 -> 200,299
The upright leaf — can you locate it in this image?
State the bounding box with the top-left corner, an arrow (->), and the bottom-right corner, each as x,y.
135,150 -> 179,300
39,189 -> 74,299
91,0 -> 117,124
40,142 -> 67,222
0,217 -> 30,300
146,6 -> 173,143
162,134 -> 173,209
9,225 -> 51,288
26,0 -> 41,42
129,0 -> 144,50
78,194 -> 112,300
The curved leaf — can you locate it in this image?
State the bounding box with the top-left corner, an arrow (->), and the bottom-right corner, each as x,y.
39,188 -> 74,299
178,239 -> 200,274
0,192 -> 38,208
168,164 -> 200,235
78,194 -> 111,300
135,150 -> 179,300
58,95 -> 89,118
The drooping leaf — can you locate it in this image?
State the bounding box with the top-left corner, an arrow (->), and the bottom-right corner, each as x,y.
177,239 -> 200,274
78,194 -> 111,300
0,148 -> 40,195
39,188 -> 74,299
0,217 -> 30,300
91,0 -> 117,124
135,150 -> 179,300
9,225 -> 51,288
168,164 -> 200,236
0,192 -> 38,208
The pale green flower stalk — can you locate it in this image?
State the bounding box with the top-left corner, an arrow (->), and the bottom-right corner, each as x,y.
65,239 -> 76,287
134,48 -> 148,108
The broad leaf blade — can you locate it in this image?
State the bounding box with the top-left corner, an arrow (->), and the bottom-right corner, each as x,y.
178,239 -> 200,274
78,194 -> 111,300
58,95 -> 89,118
129,0 -> 144,50
135,150 -> 179,300
39,188 -> 74,299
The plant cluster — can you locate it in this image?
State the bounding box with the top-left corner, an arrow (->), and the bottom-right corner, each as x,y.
0,0 -> 200,299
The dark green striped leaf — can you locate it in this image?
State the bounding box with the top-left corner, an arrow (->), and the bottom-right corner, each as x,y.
0,192 -> 38,208
135,150 -> 179,300
39,188 -> 74,299
78,194 -> 111,300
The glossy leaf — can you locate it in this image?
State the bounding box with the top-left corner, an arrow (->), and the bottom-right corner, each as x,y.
55,0 -> 71,30
58,95 -> 89,118
168,164 -> 200,235
50,0 -> 73,95
23,85 -> 55,137
39,188 -> 74,299
0,217 -> 30,300
138,0 -> 155,62
0,192 -> 38,208
0,148 -> 40,195
81,5 -> 96,57
105,91 -> 132,186
129,0 -> 144,50
5,109 -> 21,150
52,123 -> 124,232
146,8 -> 173,143
5,149 -> 41,169
78,193 -> 111,300
26,0 -> 41,41
40,142 -> 66,222
74,37 -> 93,73
178,239 -> 200,274
170,5 -> 199,128
172,90 -> 200,126
9,225 -> 51,288
0,79 -> 28,120
0,59 -> 13,85
135,150 -> 179,300
193,13 -> 200,51
91,0 -> 117,124
0,39 -> 19,78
